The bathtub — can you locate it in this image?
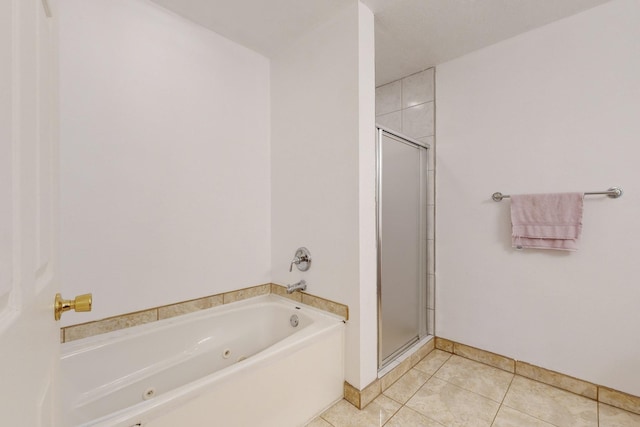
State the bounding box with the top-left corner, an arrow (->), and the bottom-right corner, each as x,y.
61,294 -> 345,427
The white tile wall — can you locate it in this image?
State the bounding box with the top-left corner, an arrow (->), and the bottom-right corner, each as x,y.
376,80 -> 402,115
376,111 -> 402,131
402,68 -> 435,108
402,102 -> 434,139
375,68 -> 435,139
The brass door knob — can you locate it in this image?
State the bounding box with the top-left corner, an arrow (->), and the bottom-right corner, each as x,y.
54,293 -> 92,321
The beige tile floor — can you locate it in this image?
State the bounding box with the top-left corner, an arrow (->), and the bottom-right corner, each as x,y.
307,351 -> 640,427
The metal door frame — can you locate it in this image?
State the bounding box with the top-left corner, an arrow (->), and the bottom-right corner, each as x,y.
376,125 -> 430,370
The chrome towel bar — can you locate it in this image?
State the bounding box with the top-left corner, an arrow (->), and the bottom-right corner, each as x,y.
492,187 -> 623,202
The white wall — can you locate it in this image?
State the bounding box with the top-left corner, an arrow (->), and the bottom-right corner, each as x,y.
357,2 -> 378,389
271,1 -> 377,389
59,0 -> 271,325
436,0 -> 640,396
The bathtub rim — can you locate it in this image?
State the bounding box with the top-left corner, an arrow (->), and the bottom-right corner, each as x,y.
61,293 -> 345,357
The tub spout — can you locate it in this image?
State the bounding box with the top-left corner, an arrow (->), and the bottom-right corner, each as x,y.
286,280 -> 307,294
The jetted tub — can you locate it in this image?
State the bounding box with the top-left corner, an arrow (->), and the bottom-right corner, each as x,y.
61,294 -> 345,427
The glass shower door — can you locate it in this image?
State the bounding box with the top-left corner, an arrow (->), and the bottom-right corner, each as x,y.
377,127 -> 428,369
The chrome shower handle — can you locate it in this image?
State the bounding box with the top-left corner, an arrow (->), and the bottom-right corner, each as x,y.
289,256 -> 301,272
289,247 -> 311,272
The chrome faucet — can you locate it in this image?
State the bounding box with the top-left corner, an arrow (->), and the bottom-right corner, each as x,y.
286,280 -> 307,294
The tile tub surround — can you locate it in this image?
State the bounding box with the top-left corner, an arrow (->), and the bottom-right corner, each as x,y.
342,337 -> 640,418
312,348 -> 640,427
60,283 -> 349,343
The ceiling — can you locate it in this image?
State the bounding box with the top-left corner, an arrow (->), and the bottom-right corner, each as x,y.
367,0 -> 612,85
149,0 -> 351,57
150,0 -> 612,86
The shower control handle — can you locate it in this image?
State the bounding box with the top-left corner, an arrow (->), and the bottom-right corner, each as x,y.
289,257 -> 300,272
289,247 -> 311,272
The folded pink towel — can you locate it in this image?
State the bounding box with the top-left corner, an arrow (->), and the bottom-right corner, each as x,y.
510,192 -> 584,251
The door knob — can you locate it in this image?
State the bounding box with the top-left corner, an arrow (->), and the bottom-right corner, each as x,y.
54,293 -> 92,320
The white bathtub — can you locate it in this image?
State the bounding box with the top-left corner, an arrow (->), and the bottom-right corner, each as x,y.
61,294 -> 345,427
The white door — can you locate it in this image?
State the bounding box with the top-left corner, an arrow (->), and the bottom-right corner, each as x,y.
0,0 -> 61,425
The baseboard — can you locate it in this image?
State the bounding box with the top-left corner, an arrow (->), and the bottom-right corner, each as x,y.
344,336 -> 640,416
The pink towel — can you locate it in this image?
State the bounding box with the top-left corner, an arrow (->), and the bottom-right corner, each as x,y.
510,192 -> 584,251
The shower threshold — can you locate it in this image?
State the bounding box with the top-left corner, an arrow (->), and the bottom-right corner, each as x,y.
378,335 -> 434,378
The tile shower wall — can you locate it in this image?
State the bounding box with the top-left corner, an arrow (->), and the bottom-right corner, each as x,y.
375,68 -> 436,334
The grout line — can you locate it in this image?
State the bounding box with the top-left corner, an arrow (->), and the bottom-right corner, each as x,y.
318,411 -> 333,425
499,403 -> 563,427
380,398 -> 402,427
431,356 -> 571,427
429,353 -> 452,378
432,356 -> 511,405
318,414 -> 336,427
389,405 -> 448,427
412,351 -> 451,377
382,370 -> 432,407
501,375 -> 594,427
375,110 -> 402,120
381,348 -> 446,426
489,373 -> 515,426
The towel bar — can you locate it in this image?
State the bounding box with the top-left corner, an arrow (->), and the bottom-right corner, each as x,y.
491,187 -> 623,202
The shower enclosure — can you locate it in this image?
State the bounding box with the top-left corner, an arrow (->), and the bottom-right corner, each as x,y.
376,126 -> 430,369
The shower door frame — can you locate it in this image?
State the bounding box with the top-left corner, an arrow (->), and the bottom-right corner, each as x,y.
376,125 -> 430,370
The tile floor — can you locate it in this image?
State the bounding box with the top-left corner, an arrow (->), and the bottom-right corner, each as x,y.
307,350 -> 640,427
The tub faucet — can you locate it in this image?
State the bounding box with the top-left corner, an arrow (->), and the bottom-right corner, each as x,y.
286,280 -> 307,294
